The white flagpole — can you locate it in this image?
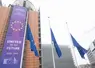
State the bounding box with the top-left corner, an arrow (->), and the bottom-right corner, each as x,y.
48,17 -> 56,68
65,22 -> 79,68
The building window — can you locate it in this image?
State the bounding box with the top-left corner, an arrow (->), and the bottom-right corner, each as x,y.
93,40 -> 95,46
39,57 -> 42,64
39,33 -> 41,37
38,20 -> 40,23
38,23 -> 40,27
39,50 -> 41,56
39,64 -> 42,68
38,28 -> 41,33
39,38 -> 41,43
39,43 -> 41,49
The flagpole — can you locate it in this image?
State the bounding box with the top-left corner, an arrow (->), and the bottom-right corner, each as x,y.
48,17 -> 56,68
65,22 -> 79,68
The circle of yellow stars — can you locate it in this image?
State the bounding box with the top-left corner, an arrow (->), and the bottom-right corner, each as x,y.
11,21 -> 23,31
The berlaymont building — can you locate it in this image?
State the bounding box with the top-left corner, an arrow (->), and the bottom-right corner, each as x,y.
0,0 -> 75,68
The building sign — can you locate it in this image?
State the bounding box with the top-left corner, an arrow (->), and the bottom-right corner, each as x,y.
0,5 -> 27,68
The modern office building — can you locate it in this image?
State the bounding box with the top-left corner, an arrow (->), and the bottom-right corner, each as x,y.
87,40 -> 95,68
13,1 -> 42,68
0,0 -> 76,68
41,44 -> 75,68
0,0 -> 42,68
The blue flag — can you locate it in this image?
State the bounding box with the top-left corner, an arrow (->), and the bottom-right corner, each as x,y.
70,34 -> 87,58
50,28 -> 62,57
26,24 -> 39,56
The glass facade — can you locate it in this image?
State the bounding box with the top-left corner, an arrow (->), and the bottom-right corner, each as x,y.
41,45 -> 75,68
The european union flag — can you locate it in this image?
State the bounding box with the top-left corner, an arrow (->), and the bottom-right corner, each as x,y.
50,28 -> 62,57
26,24 -> 39,56
70,34 -> 87,59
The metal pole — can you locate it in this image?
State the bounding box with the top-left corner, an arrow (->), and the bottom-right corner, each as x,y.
48,17 -> 56,68
65,22 -> 79,68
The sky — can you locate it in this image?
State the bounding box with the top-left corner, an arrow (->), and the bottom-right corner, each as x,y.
2,0 -> 95,66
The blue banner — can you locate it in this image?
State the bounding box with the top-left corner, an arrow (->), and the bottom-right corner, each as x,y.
0,5 -> 27,68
